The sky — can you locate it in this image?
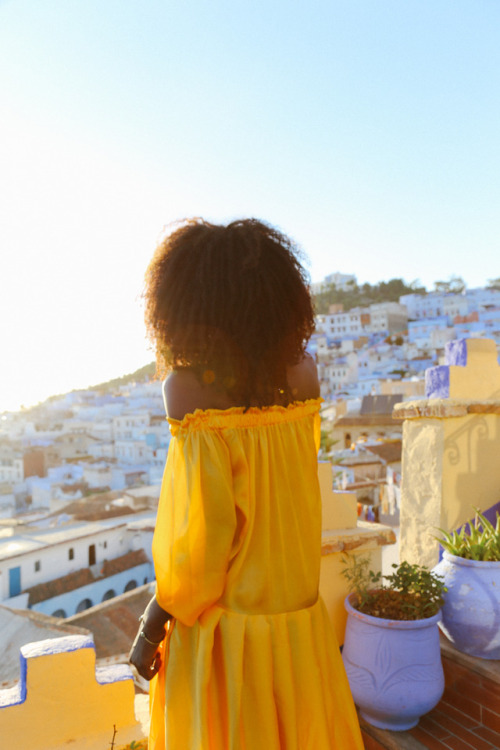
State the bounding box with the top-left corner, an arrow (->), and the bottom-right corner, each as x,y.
1,0 -> 499,412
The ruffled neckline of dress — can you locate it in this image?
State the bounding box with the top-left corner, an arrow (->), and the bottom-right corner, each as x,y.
167,397 -> 323,434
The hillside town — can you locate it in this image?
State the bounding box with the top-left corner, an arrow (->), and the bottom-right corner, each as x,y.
1,277 -> 500,629
0,380 -> 167,624
310,276 -> 500,524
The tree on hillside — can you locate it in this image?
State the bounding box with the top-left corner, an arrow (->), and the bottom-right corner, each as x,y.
487,277 -> 500,290
313,277 -> 427,314
434,275 -> 466,294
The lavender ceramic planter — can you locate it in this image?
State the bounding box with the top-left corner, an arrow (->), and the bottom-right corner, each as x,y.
342,594 -> 444,731
433,552 -> 500,659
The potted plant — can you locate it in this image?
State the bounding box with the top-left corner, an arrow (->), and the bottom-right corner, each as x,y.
341,555 -> 446,731
434,508 -> 500,659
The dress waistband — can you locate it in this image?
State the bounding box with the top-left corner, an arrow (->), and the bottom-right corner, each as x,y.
213,596 -> 320,618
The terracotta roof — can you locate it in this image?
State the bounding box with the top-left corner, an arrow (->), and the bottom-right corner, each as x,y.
335,415 -> 399,427
365,440 -> 402,464
25,549 -> 150,605
74,506 -> 134,522
337,455 -> 383,467
66,582 -> 155,659
101,549 -> 149,577
25,568 -> 94,604
360,394 -> 403,415
47,492 -> 141,521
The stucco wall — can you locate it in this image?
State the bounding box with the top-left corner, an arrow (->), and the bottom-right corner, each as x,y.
397,338 -> 500,568
0,634 -> 143,750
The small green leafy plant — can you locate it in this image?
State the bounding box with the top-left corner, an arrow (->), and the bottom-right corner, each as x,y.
114,740 -> 147,750
437,508 -> 500,561
341,554 -> 446,621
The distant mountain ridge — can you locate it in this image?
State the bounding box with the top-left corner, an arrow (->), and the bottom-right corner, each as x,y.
89,362 -> 157,392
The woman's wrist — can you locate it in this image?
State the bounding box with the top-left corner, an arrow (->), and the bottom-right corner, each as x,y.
139,595 -> 173,642
139,615 -> 166,645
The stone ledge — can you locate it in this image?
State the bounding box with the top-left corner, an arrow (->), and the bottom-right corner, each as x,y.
360,718 -> 427,749
440,634 -> 500,684
321,522 -> 396,556
393,399 -> 500,420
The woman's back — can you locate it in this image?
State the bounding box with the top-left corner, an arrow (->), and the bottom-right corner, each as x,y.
166,398 -> 323,616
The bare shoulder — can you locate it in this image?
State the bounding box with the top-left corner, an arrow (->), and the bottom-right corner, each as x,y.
163,369 -> 235,420
286,353 -> 320,402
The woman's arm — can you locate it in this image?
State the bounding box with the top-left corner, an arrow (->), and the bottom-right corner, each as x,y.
129,596 -> 173,680
286,352 -> 320,401
163,368 -> 236,420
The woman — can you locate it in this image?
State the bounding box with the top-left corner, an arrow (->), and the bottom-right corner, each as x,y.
129,219 -> 363,749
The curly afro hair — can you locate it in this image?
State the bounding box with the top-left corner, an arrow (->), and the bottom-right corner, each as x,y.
143,218 -> 315,407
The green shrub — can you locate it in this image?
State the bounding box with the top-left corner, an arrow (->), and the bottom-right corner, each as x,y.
341,555 -> 446,620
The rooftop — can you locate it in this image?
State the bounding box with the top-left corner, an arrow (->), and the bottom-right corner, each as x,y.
0,510 -> 157,562
24,549 -> 150,604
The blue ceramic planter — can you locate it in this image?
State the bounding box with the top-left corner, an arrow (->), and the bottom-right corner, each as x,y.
433,552 -> 500,659
342,594 -> 444,731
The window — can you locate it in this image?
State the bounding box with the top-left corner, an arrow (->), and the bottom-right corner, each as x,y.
68,548 -> 74,560
103,541 -> 107,549
34,560 -> 41,572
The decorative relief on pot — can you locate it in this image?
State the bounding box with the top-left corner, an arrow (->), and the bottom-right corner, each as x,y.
343,631 -> 443,697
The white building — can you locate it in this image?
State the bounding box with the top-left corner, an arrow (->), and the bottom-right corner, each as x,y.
365,303 -> 408,334
311,272 -> 357,294
26,465 -> 84,511
320,353 -> 359,397
81,461 -> 114,489
408,317 -> 450,347
114,439 -> 150,464
87,421 -> 114,442
0,513 -> 155,617
400,292 -> 467,321
466,287 -> 500,311
0,458 -> 23,483
112,413 -> 150,441
322,310 -> 366,339
430,326 -> 456,350
441,295 -> 469,320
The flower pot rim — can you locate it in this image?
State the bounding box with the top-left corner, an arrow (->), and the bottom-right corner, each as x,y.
443,550 -> 500,568
344,592 -> 442,629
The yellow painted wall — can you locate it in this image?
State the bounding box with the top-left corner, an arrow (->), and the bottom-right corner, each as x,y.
317,461 -> 395,644
448,338 -> 500,400
399,338 -> 500,568
400,412 -> 500,568
0,635 -> 143,750
320,544 -> 384,645
441,412 -> 500,531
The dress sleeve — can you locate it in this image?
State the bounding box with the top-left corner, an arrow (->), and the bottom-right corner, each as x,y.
152,426 -> 237,627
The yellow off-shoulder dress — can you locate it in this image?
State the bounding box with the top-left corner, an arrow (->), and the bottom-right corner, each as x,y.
149,399 -> 363,749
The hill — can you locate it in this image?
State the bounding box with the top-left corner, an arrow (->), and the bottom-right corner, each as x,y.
313,278 -> 426,314
89,362 -> 157,392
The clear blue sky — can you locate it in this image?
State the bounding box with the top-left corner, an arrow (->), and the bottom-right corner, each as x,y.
1,0 -> 499,411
